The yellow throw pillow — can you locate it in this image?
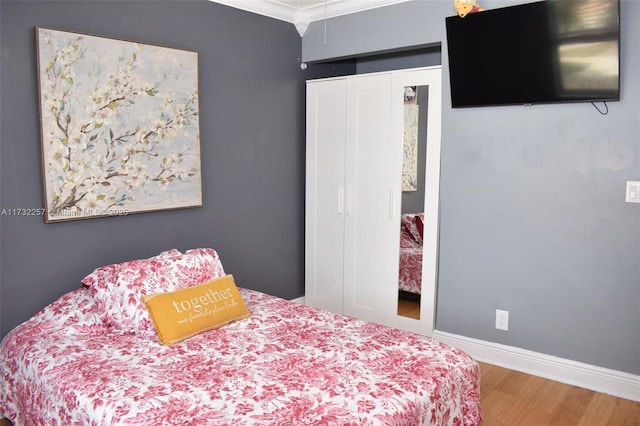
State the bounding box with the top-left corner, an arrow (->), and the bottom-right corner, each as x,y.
142,274 -> 251,346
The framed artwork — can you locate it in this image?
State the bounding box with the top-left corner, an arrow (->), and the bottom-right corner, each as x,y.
403,86 -> 418,104
35,27 -> 202,223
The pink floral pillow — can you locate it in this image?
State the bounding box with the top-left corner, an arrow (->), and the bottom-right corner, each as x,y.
82,248 -> 226,333
414,214 -> 424,241
401,213 -> 424,244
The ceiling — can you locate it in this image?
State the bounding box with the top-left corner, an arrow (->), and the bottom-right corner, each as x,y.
209,0 -> 412,24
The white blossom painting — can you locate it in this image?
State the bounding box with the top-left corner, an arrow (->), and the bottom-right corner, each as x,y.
36,28 -> 202,223
402,104 -> 419,192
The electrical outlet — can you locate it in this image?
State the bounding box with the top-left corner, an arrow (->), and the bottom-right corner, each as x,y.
626,181 -> 640,203
496,309 -> 509,331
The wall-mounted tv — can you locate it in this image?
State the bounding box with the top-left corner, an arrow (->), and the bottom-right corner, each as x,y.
445,0 -> 620,108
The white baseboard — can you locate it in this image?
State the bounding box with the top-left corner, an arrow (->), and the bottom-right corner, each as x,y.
432,330 -> 640,402
289,296 -> 305,304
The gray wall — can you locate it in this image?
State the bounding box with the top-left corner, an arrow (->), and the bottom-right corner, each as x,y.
303,0 -> 640,375
0,0 -> 305,338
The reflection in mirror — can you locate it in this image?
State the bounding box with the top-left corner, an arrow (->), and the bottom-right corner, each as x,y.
397,85 -> 428,320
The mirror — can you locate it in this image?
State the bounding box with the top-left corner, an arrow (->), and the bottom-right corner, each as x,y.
397,84 -> 428,320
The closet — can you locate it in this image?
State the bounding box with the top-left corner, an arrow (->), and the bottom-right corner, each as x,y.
305,67 -> 442,336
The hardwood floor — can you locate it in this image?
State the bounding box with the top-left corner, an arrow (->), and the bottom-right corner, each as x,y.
479,362 -> 640,425
397,291 -> 421,319
398,297 -> 640,425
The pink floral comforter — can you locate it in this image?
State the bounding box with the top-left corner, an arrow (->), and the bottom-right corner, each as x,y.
0,287 -> 481,425
399,227 -> 423,295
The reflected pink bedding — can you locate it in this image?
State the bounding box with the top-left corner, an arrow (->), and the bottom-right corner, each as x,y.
399,226 -> 423,295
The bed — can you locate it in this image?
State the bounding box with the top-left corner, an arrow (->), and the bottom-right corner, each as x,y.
0,248 -> 482,425
399,213 -> 424,295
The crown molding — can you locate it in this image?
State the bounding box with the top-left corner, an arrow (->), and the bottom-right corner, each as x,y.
209,0 -> 412,23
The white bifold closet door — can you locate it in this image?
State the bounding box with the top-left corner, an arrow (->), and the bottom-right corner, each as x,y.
304,78 -> 347,315
343,73 -> 399,324
306,67 -> 442,335
305,72 -> 399,325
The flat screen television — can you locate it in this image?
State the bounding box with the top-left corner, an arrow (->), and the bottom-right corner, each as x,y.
445,0 -> 620,108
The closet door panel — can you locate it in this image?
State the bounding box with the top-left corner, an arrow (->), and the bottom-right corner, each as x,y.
305,79 -> 347,313
386,67 -> 442,336
343,74 -> 400,324
305,67 -> 442,335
